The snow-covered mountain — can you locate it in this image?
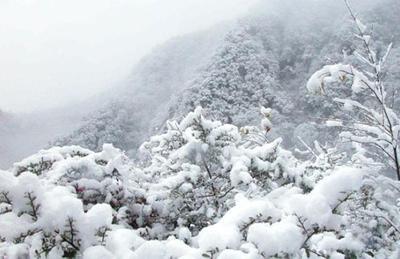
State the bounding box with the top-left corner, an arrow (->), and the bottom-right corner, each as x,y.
53,24 -> 230,155
56,0 -> 400,155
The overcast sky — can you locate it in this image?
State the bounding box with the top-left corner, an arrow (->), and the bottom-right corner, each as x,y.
0,0 -> 258,113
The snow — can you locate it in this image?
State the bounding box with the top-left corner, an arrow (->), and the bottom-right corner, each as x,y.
355,18 -> 367,33
0,213 -> 31,240
83,246 -> 115,259
217,249 -> 261,259
261,118 -> 272,132
84,203 -> 113,228
132,240 -> 167,259
326,120 -> 343,127
260,106 -> 272,117
312,166 -> 363,206
0,243 -> 30,259
284,193 -> 335,227
198,224 -> 241,251
218,197 -> 281,226
39,186 -> 85,231
178,227 -> 192,242
163,239 -> 201,258
96,144 -> 124,162
247,220 -> 303,257
207,124 -> 240,146
310,232 -> 363,253
106,229 -> 144,258
306,64 -> 370,95
229,155 -> 252,186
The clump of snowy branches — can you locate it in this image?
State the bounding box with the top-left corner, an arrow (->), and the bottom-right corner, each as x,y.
307,0 -> 400,180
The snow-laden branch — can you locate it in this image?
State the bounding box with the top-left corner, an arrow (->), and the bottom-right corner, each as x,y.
306,0 -> 400,180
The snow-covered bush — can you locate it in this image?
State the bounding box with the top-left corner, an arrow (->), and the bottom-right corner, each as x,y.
196,166 -> 366,258
0,145 -> 153,258
139,107 -> 239,234
139,107 -> 300,236
0,169 -> 114,258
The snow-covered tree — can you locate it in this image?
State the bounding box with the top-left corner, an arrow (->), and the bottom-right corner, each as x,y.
307,0 -> 400,180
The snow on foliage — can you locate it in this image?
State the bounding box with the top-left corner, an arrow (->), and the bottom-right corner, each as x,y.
307,2 -> 400,181
1,107 -> 399,258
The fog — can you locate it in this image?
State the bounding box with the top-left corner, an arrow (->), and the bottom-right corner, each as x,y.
0,0 -> 258,113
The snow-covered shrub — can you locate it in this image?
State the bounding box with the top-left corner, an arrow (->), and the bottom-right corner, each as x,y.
138,107 -> 305,237
197,166 -> 365,258
0,145 -> 154,258
0,169 -> 114,258
14,145 -> 152,228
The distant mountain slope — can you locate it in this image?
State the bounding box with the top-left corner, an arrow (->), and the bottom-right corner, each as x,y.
0,110 -> 80,169
55,24 -> 231,154
0,95 -> 108,169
